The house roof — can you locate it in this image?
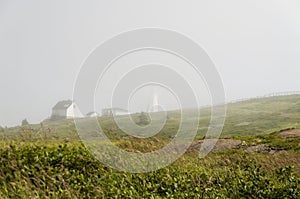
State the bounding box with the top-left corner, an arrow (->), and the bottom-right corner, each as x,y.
102,108 -> 128,112
52,100 -> 73,110
86,111 -> 99,116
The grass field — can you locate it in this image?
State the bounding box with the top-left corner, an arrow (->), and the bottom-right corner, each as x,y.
0,95 -> 300,198
2,94 -> 300,141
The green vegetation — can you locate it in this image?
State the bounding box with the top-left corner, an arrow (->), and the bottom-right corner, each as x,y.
21,119 -> 29,126
0,95 -> 300,198
0,140 -> 299,198
2,95 -> 300,141
137,112 -> 150,126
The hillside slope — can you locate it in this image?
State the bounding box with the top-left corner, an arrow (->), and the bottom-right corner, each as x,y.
1,94 -> 300,141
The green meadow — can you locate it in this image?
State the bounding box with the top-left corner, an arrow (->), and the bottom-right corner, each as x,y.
1,95 -> 300,198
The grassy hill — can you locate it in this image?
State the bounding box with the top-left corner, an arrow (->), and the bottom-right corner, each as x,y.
1,94 -> 300,198
1,94 -> 300,141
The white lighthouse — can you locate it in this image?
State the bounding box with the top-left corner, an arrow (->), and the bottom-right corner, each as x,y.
148,91 -> 159,112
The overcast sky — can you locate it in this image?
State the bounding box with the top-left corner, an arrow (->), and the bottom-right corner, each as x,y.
0,0 -> 300,127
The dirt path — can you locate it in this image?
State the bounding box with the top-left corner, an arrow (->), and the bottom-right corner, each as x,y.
188,139 -> 242,152
276,128 -> 300,138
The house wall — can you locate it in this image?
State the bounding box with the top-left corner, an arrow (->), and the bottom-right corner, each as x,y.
102,109 -> 129,116
66,103 -> 84,118
51,109 -> 67,118
87,113 -> 98,117
114,110 -> 129,116
102,109 -> 113,116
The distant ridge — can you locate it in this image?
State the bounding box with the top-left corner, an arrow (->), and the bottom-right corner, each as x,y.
229,91 -> 300,104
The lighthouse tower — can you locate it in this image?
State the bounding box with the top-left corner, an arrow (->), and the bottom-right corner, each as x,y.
148,92 -> 159,112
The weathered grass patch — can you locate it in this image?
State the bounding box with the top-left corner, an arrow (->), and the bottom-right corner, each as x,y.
0,141 -> 299,198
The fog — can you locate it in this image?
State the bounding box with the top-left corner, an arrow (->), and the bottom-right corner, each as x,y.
0,0 -> 300,126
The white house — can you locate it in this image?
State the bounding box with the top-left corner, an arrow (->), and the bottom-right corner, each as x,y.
86,111 -> 99,117
102,108 -> 129,116
51,100 -> 84,119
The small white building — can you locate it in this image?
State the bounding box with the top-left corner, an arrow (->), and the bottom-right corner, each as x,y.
86,111 -> 99,117
102,108 -> 129,116
51,100 -> 84,119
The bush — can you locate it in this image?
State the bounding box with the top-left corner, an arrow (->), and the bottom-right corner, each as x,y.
0,142 -> 299,198
137,112 -> 150,126
21,119 -> 29,126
